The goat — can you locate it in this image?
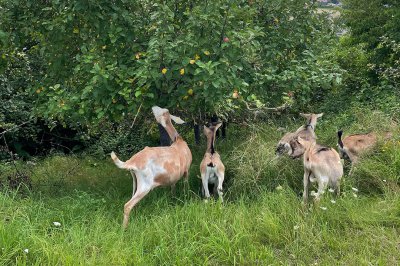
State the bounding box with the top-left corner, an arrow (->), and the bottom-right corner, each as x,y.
275,113 -> 323,158
111,106 -> 192,228
199,122 -> 225,202
337,130 -> 377,175
296,137 -> 343,204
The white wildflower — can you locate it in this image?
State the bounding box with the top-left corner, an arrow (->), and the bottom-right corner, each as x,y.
383,179 -> 387,183
276,185 -> 283,191
310,191 -> 317,197
320,206 -> 327,211
293,225 -> 300,230
328,188 -> 335,193
351,187 -> 359,192
23,248 -> 29,254
353,193 -> 358,198
53,221 -> 61,227
330,200 -> 336,204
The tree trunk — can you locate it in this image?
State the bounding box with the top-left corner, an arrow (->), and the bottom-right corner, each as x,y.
211,115 -> 219,138
210,115 -> 227,139
194,123 -> 201,145
158,123 -> 171,146
221,121 -> 226,139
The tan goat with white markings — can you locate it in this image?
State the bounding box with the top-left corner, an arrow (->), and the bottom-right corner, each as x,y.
200,122 -> 225,202
276,113 -> 323,158
337,130 -> 377,175
111,106 -> 192,228
295,137 -> 343,204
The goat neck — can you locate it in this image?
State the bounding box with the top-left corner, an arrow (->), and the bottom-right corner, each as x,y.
299,113 -> 323,131
302,139 -> 316,156
204,123 -> 221,154
164,118 -> 180,142
305,117 -> 317,130
206,132 -> 216,154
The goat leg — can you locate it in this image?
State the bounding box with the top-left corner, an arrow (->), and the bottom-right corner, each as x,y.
303,170 -> 311,204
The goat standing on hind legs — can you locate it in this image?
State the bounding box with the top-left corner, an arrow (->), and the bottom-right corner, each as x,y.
200,122 -> 225,202
111,106 -> 192,229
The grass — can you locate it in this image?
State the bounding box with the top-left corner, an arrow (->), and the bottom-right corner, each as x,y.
0,109 -> 399,265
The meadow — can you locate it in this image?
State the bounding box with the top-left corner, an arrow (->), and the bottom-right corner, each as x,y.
1,0 -> 399,264
1,110 -> 399,265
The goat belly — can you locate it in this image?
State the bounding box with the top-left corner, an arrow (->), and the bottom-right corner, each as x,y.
153,171 -> 181,186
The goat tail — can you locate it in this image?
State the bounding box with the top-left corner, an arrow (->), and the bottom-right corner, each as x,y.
337,130 -> 344,148
111,151 -> 126,169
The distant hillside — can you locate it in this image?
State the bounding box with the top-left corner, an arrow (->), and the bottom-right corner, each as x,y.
318,0 -> 342,7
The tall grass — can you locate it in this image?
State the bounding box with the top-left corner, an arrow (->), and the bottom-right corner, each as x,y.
0,109 -> 399,265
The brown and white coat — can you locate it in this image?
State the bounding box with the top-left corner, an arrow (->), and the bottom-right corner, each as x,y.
276,113 -> 323,158
297,137 -> 343,203
337,130 -> 378,175
199,122 -> 225,202
111,106 -> 192,228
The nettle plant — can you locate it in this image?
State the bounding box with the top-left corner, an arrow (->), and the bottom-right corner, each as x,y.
2,0 -> 340,126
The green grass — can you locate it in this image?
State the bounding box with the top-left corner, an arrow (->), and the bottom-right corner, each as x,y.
1,110 -> 399,265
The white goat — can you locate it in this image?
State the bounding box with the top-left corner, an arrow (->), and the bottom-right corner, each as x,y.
111,106 -> 192,228
296,136 -> 343,204
199,122 -> 225,202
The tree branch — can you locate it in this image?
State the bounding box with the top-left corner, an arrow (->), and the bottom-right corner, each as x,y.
244,101 -> 291,119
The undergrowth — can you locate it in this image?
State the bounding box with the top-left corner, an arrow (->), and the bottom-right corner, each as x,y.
0,109 -> 399,265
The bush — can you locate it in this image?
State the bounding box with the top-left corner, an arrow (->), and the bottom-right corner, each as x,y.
84,118 -> 159,158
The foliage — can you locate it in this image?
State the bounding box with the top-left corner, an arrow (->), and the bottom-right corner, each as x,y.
1,0 -> 341,126
0,31 -> 46,158
0,10 -> 88,158
341,0 -> 400,73
321,0 -> 400,115
327,35 -> 400,116
84,117 -> 159,158
376,37 -> 400,86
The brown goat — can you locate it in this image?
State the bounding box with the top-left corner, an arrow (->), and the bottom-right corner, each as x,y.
337,130 -> 378,175
297,137 -> 343,203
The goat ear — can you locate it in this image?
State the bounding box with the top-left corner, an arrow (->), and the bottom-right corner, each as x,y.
214,122 -> 222,131
204,125 -> 211,134
316,113 -> 324,118
170,115 -> 185,124
297,136 -> 305,145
